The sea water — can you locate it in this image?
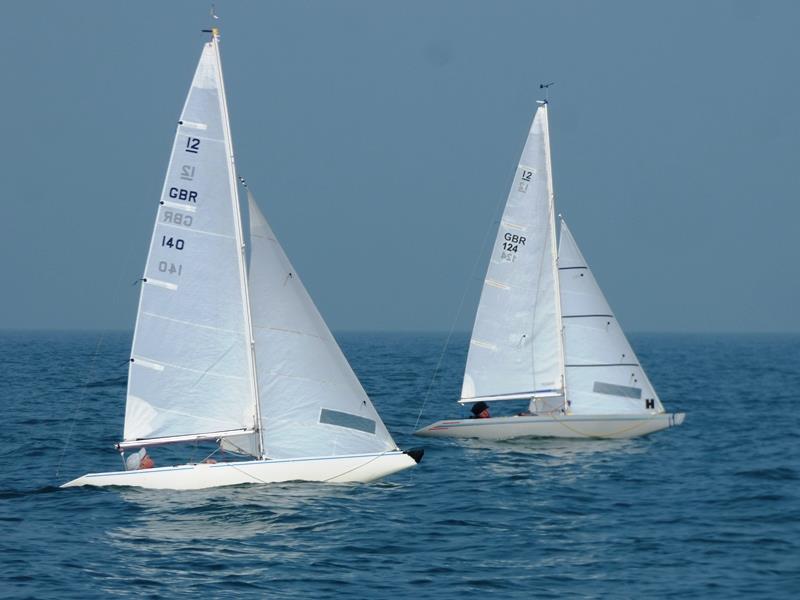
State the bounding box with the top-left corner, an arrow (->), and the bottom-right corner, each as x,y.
1,331 -> 797,598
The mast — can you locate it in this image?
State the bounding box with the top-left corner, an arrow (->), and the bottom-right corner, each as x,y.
539,100 -> 568,410
210,27 -> 264,458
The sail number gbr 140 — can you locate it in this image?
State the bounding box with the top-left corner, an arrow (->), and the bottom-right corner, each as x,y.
161,236 -> 185,250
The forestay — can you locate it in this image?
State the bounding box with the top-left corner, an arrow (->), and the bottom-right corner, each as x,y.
246,191 -> 399,459
558,219 -> 663,414
461,104 -> 565,402
124,37 -> 258,444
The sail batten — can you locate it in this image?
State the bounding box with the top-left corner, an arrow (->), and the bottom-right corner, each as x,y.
123,34 -> 258,444
461,103 -> 565,403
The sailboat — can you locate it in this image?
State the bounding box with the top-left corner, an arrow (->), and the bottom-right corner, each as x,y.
63,28 -> 422,490
416,101 -> 685,440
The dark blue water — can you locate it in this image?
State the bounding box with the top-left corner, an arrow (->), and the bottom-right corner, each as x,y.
1,331 -> 798,598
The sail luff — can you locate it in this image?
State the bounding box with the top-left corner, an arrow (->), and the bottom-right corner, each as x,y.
540,103 -> 567,404
210,31 -> 263,458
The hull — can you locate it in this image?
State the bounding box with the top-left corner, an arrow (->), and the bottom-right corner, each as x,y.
61,450 -> 421,490
415,412 -> 685,440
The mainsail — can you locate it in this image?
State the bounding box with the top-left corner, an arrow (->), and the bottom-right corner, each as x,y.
123,35 -> 258,446
558,219 -> 663,414
461,103 -> 565,403
246,191 -> 399,459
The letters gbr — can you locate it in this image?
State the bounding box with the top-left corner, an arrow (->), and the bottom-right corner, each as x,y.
167,136 -> 202,203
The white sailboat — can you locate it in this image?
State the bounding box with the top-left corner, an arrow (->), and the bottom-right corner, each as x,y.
416,102 -> 685,440
63,28 -> 421,490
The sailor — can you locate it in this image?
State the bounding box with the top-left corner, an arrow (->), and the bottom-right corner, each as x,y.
470,401 -> 491,419
125,448 -> 155,471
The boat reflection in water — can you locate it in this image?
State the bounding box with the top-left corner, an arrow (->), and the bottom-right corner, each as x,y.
457,436 -> 648,484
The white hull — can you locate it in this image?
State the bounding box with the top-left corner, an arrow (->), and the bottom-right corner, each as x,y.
415,412 -> 685,440
61,450 -> 421,490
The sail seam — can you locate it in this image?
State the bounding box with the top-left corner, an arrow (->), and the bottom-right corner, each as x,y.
251,325 -> 324,340
562,314 -> 614,318
257,371 -> 332,385
128,406 -> 247,427
158,222 -> 235,240
173,133 -> 224,144
141,312 -> 244,335
133,355 -> 247,379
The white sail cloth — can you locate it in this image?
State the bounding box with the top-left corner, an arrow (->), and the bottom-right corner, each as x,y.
461,104 -> 564,402
559,220 -> 663,414
246,192 -> 399,459
124,39 -> 257,442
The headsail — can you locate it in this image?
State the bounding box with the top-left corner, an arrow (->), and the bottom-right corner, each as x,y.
461,104 -> 565,403
246,190 -> 399,459
558,219 -> 663,414
123,34 -> 258,446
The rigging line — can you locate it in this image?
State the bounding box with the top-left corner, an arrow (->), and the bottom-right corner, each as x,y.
57,240 -> 139,478
59,236 -> 141,476
412,179 -> 509,432
226,461 -> 270,485
201,446 -> 222,463
221,453 -> 390,485
544,412 -> 648,438
56,332 -> 106,478
191,342 -> 237,388
323,451 -> 390,482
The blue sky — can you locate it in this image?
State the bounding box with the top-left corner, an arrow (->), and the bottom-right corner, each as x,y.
1,1 -> 797,332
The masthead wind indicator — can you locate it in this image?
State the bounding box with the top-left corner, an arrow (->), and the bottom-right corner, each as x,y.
539,82 -> 556,104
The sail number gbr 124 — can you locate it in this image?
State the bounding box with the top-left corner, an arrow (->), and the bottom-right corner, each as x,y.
500,232 -> 526,262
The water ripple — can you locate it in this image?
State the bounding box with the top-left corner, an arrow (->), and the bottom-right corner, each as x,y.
0,332 -> 798,598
